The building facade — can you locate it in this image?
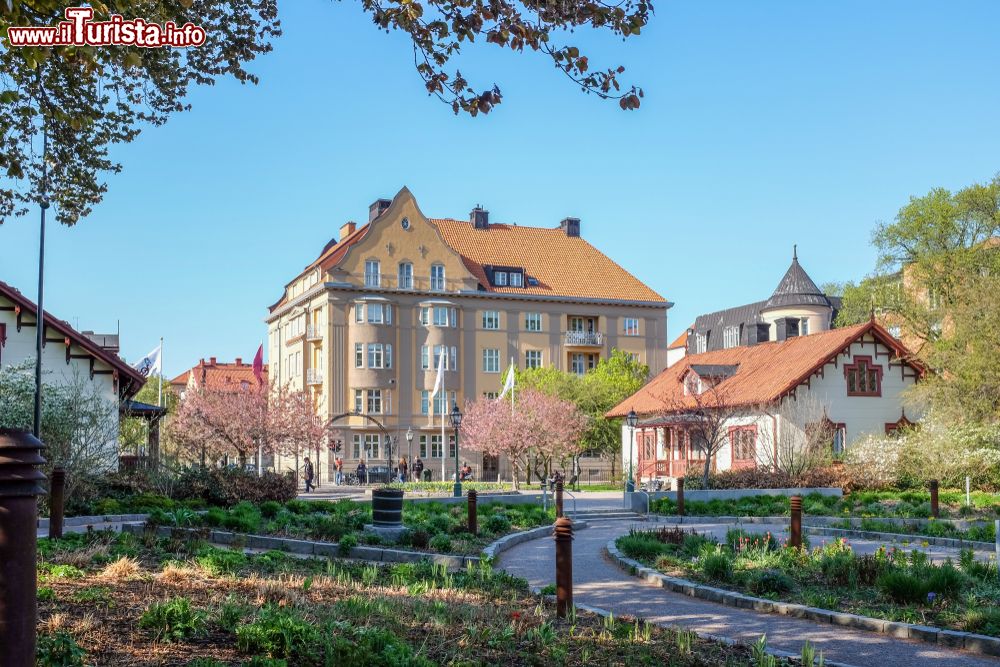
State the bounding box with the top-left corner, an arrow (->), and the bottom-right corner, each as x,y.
0,279 -> 145,467
608,320 -> 925,484
266,187 -> 671,482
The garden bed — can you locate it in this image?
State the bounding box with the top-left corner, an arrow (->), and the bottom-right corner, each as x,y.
147,498 -> 555,556
34,530 -> 766,667
615,525 -> 1000,640
652,489 -> 1000,521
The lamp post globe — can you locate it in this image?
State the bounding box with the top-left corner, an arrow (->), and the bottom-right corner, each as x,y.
450,403 -> 463,497
625,409 -> 638,494
405,427 -> 414,482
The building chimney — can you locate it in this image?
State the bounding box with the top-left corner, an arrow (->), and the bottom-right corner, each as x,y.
235,357 -> 242,366
470,206 -> 489,229
209,356 -> 217,365
746,322 -> 770,346
339,221 -> 357,240
560,217 -> 581,238
368,198 -> 391,222
774,317 -> 799,342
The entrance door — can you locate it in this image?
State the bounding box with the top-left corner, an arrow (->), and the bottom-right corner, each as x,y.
483,454 -> 500,481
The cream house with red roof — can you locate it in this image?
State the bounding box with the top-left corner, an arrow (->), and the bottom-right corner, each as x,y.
170,357 -> 269,400
607,320 -> 925,485
266,187 -> 671,483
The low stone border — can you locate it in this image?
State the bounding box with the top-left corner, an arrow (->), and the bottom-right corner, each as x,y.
122,520 -> 587,569
605,538 -> 1000,658
38,513 -> 149,530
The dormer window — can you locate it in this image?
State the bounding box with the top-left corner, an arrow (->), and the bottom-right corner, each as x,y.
509,271 -> 523,287
694,333 -> 707,354
844,355 -> 882,396
722,326 -> 739,349
494,271 -> 508,286
487,265 -> 525,288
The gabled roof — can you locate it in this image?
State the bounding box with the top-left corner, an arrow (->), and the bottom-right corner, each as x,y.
428,218 -> 665,303
170,357 -> 268,393
0,279 -> 146,395
668,329 -> 689,350
606,320 -> 924,417
764,248 -> 831,309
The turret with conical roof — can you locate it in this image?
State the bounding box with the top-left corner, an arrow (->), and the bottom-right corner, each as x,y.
763,245 -> 832,310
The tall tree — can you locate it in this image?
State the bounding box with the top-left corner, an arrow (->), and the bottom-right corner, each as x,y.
1,1 -> 648,226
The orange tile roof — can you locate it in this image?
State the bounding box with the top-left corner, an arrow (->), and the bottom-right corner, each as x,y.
668,329 -> 689,349
170,358 -> 268,393
428,218 -> 665,303
606,321 -> 923,418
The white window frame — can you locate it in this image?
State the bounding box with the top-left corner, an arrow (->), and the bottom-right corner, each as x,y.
368,343 -> 384,369
494,271 -> 508,286
623,317 -> 640,336
570,353 -> 585,375
355,304 -> 364,323
525,313 -> 542,332
723,326 -> 739,349
367,389 -> 383,415
355,342 -> 364,368
364,259 -> 381,288
430,264 -> 446,291
525,350 -> 542,369
421,345 -> 429,370
482,310 -> 500,330
483,348 -> 500,373
354,389 -> 363,413
509,271 -> 523,287
433,306 -> 449,327
367,303 -> 385,324
398,262 -> 413,290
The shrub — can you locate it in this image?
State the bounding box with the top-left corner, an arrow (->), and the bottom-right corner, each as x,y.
429,533 -> 453,553
409,529 -> 430,549
877,570 -> 929,604
483,514 -> 512,535
36,631 -> 86,667
221,502 -> 262,534
964,607 -> 1000,635
853,554 -> 888,586
700,551 -> 733,581
746,569 -> 795,595
924,563 -> 967,599
617,532 -> 666,561
260,501 -> 283,519
338,533 -> 358,556
681,466 -> 851,491
140,597 -> 208,642
236,607 -> 321,660
174,467 -> 296,507
196,546 -> 248,576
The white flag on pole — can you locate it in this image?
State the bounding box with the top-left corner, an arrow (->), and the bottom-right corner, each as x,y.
428,346 -> 446,425
133,344 -> 162,379
498,361 -> 515,399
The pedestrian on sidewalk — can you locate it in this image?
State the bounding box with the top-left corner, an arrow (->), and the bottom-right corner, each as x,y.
413,457 -> 424,482
303,457 -> 315,493
334,456 -> 344,485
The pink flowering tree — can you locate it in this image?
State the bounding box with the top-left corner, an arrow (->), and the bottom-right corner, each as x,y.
270,388 -> 333,482
462,388 -> 587,488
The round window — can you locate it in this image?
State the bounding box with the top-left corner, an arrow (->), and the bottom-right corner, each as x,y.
401,217 -> 411,230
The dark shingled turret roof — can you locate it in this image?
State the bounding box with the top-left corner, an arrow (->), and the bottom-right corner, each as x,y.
764,246 -> 831,309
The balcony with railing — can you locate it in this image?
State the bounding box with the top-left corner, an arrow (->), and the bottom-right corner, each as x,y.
360,273 -> 465,293
563,330 -> 604,347
306,368 -> 324,385
306,325 -> 324,341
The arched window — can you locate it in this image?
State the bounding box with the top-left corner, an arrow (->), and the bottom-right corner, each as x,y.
430,264 -> 446,291
844,356 -> 882,396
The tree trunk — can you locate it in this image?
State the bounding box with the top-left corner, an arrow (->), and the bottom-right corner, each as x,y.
702,455 -> 712,489
511,460 -> 520,491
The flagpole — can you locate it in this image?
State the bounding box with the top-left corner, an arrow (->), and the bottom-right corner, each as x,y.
257,339 -> 264,477
440,351 -> 446,482
157,337 -> 164,408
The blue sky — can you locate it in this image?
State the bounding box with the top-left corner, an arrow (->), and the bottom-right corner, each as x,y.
2,1 -> 999,377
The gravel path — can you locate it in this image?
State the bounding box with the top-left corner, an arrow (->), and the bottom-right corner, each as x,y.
496,520 -> 1000,667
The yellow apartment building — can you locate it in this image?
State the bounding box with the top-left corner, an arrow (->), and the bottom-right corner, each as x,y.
265,187 -> 670,484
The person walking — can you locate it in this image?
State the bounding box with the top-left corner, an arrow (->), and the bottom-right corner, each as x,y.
303,457 -> 315,493
398,457 -> 408,483
357,461 -> 368,485
412,456 -> 424,482
334,456 -> 344,485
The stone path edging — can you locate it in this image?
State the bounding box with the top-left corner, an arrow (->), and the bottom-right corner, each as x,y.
38,513 -> 149,530
605,538 -> 1000,658
122,520 -> 587,569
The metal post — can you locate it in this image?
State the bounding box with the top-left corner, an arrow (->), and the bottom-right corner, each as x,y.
555,479 -> 564,518
48,467 -> 65,540
453,426 -> 461,498
930,479 -> 940,519
995,519 -> 999,578
33,151 -> 49,439
626,425 -> 635,493
789,495 -> 802,549
554,516 -> 573,618
467,489 -> 478,535
676,477 -> 685,516
0,429 -> 47,667
966,476 -> 971,507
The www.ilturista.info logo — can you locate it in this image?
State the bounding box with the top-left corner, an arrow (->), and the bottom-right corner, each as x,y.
6,7 -> 206,48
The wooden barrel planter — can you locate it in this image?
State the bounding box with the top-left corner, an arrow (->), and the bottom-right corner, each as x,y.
372,488 -> 404,527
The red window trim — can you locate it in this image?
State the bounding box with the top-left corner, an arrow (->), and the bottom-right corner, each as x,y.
844,355 -> 883,397
0,323 -> 5,364
728,425 -> 757,461
885,415 -> 915,434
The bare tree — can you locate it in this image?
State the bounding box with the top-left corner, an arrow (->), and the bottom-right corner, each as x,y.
758,394 -> 835,477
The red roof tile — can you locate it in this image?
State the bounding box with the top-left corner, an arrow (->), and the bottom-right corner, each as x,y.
606,320 -> 924,418
170,358 -> 268,393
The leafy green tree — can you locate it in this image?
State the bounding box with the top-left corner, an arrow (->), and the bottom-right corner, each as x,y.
1,0 -> 648,226
119,374 -> 178,455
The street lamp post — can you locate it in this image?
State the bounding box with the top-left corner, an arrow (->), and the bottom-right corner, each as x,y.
625,409 -> 638,494
405,427 -> 414,482
385,435 -> 393,483
450,403 -> 463,497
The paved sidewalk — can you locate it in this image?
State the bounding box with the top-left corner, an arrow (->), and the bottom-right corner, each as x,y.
496,521 -> 1000,667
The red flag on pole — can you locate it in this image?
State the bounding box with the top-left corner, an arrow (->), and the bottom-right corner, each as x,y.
252,344 -> 264,386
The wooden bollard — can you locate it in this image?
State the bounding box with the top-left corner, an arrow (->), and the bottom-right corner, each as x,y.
48,467 -> 66,540
676,477 -> 685,516
789,495 -> 802,549
555,479 -> 564,518
929,479 -> 940,519
554,516 -> 573,618
467,489 -> 478,535
0,429 -> 47,667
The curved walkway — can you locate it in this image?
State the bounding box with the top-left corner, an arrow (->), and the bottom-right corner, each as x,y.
496,520 -> 1000,667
